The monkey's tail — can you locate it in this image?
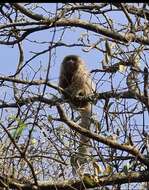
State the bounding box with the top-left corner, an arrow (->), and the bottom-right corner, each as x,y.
73,104 -> 92,175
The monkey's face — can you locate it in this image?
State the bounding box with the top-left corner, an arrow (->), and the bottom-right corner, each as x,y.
61,55 -> 84,88
62,55 -> 83,74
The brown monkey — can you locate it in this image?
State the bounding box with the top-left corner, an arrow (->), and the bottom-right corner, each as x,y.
59,55 -> 95,175
59,55 -> 95,107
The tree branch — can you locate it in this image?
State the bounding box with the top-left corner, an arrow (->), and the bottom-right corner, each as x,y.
0,170 -> 149,190
114,4 -> 149,21
12,3 -> 48,21
56,104 -> 149,167
1,17 -> 149,45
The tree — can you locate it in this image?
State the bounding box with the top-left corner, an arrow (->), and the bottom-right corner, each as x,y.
0,3 -> 149,190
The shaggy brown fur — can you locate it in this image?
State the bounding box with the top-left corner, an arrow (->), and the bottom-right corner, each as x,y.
59,55 -> 95,175
59,55 -> 94,108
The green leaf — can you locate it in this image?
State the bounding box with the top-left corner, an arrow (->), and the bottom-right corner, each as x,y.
11,117 -> 27,139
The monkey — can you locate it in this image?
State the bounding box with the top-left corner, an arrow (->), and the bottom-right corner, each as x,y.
59,55 -> 95,175
59,55 -> 94,107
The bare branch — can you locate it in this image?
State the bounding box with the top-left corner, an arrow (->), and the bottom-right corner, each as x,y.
0,170 -> 149,190
56,104 -> 149,167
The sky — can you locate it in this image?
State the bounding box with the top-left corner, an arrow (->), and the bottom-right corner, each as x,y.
0,4 -> 148,189
0,3 -> 148,128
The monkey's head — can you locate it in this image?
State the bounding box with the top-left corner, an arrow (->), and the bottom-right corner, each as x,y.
59,55 -> 85,89
62,55 -> 85,73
